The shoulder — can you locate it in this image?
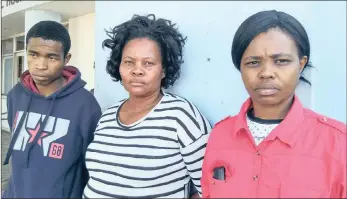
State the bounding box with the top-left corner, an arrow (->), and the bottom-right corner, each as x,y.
304,109 -> 346,135
76,88 -> 99,104
7,83 -> 22,98
76,88 -> 101,114
304,109 -> 346,163
206,115 -> 237,148
213,115 -> 237,130
101,99 -> 126,116
162,92 -> 202,117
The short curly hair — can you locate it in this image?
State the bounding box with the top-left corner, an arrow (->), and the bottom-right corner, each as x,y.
26,20 -> 71,58
103,14 -> 187,89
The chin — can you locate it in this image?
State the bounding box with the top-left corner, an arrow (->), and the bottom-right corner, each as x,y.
33,78 -> 50,86
127,87 -> 148,97
252,95 -> 282,106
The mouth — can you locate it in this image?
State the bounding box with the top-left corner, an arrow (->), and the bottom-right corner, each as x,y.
130,81 -> 145,86
32,74 -> 49,79
254,84 -> 279,96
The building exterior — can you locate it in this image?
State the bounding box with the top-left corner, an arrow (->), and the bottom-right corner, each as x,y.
94,1 -> 346,124
1,1 -> 346,132
1,1 -> 95,131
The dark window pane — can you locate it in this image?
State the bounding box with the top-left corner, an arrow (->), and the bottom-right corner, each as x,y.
1,39 -> 13,55
16,36 -> 25,51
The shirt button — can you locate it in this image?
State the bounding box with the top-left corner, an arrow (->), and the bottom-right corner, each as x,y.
322,116 -> 328,122
212,181 -> 215,186
253,175 -> 259,180
256,150 -> 260,156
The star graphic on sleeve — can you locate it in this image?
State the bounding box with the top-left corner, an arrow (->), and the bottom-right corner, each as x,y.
27,123 -> 50,146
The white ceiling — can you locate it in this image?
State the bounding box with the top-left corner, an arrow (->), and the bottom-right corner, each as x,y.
2,1 -> 95,38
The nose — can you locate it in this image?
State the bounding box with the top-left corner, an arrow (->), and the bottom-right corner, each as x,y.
35,57 -> 48,70
132,64 -> 144,77
259,64 -> 275,79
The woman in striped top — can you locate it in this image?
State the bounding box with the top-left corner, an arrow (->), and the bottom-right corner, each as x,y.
83,14 -> 211,198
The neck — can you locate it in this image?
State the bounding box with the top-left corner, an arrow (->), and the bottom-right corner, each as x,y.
36,76 -> 66,97
252,95 -> 295,120
127,89 -> 163,111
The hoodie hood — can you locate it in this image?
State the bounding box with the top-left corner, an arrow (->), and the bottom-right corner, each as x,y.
20,66 -> 86,99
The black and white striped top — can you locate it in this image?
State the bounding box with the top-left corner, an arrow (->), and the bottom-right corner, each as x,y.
83,92 -> 211,198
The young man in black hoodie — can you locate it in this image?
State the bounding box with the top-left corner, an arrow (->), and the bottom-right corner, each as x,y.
2,20 -> 102,198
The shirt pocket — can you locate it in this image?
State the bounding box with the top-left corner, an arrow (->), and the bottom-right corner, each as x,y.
279,156 -> 330,198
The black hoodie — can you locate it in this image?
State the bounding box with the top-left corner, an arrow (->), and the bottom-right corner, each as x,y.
2,66 -> 102,198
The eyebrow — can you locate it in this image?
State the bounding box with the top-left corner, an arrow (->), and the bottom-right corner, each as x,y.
123,56 -> 156,60
244,53 -> 293,61
28,50 -> 61,57
47,53 -> 61,57
27,50 -> 38,54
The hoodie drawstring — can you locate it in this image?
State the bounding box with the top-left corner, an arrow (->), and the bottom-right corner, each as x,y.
3,96 -> 32,165
24,95 -> 57,168
3,95 -> 57,168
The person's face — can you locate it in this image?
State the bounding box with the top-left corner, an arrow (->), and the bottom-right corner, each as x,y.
240,28 -> 307,106
120,37 -> 165,97
27,38 -> 71,86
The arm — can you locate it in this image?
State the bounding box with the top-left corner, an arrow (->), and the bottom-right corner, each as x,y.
201,142 -> 211,198
6,93 -> 13,132
177,104 -> 212,197
331,128 -> 346,198
81,108 -> 102,154
3,93 -> 14,198
338,135 -> 346,198
341,165 -> 346,198
338,128 -> 346,198
80,101 -> 102,186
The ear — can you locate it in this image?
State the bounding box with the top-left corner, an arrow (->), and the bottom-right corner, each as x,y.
64,53 -> 72,66
161,68 -> 166,79
299,55 -> 308,73
162,72 -> 166,79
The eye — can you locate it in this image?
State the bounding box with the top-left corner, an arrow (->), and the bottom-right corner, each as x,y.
29,53 -> 37,57
275,59 -> 291,65
49,56 -> 58,61
245,61 -> 259,67
124,60 -> 134,65
144,61 -> 154,66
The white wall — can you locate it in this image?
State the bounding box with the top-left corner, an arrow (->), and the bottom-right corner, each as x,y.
68,12 -> 95,91
95,1 -> 346,124
310,2 -> 346,124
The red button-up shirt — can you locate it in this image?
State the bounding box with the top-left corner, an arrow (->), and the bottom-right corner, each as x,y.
202,96 -> 346,198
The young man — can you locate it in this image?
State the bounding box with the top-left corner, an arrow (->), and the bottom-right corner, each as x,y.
2,21 -> 101,198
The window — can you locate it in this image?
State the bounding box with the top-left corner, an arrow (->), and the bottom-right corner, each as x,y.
1,39 -> 13,55
16,36 -> 25,51
64,23 -> 69,31
2,56 -> 14,94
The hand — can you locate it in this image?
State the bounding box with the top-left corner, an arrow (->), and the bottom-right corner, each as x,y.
190,192 -> 200,198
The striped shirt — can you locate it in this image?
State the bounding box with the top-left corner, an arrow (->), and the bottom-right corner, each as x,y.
83,92 -> 211,198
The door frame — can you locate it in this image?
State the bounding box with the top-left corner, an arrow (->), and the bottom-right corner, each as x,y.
1,55 -> 14,95
14,50 -> 25,84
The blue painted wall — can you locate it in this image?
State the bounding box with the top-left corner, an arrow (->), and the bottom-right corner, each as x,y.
95,1 -> 346,124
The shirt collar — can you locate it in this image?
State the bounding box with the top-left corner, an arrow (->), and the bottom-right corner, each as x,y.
234,95 -> 304,147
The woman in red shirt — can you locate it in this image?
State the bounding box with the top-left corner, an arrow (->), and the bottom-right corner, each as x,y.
201,10 -> 346,198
